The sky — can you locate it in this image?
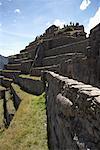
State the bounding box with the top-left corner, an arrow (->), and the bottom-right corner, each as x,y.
0,0 -> 100,56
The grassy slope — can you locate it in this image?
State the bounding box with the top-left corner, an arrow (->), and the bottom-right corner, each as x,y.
0,84 -> 48,150
0,99 -> 5,134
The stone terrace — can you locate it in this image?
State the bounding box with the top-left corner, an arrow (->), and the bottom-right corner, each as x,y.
0,23 -> 100,149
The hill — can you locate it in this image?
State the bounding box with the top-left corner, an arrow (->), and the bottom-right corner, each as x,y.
0,55 -> 8,69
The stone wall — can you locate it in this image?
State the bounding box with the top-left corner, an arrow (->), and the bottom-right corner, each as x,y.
11,84 -> 21,110
89,23 -> 100,57
44,71 -> 100,150
21,60 -> 33,74
16,76 -> 44,95
43,36 -> 86,51
45,39 -> 89,57
59,56 -> 99,86
0,70 -> 21,79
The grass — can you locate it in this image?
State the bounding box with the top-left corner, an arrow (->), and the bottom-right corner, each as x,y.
7,64 -> 21,66
0,85 -> 6,91
0,99 -> 5,135
0,83 -> 48,150
1,70 -> 20,73
3,78 -> 13,82
19,74 -> 41,80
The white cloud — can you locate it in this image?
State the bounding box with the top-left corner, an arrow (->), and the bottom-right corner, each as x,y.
46,22 -> 51,27
85,7 -> 100,34
53,19 -> 65,28
0,23 -> 2,27
0,2 -> 2,6
46,19 -> 65,28
80,0 -> 91,10
14,9 -> 21,14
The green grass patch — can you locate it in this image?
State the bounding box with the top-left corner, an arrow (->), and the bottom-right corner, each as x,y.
3,78 -> 13,82
0,85 -> 6,91
1,70 -> 20,73
19,74 -> 41,80
0,84 -> 48,150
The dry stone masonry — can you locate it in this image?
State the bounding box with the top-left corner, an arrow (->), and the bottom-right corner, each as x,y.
44,71 -> 100,150
0,23 -> 100,150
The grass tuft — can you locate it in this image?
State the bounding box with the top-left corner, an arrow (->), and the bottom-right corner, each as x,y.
0,84 -> 48,150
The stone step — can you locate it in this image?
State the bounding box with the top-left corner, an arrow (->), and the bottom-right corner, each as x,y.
13,57 -> 29,64
31,64 -> 59,76
20,47 -> 35,53
43,35 -> 86,51
0,70 -> 21,79
16,74 -> 44,96
44,39 -> 88,57
15,50 -> 35,60
1,78 -> 13,88
8,57 -> 29,64
19,36 -> 85,55
5,64 -> 21,71
43,52 -> 84,66
8,56 -> 17,64
21,59 -> 33,74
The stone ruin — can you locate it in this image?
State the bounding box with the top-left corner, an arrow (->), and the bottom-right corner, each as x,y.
0,23 -> 100,149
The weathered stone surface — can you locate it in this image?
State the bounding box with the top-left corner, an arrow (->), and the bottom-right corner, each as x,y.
21,59 -> 33,74
0,70 -> 21,79
1,78 -> 13,88
0,85 -> 6,99
11,83 -> 21,110
43,53 -> 84,66
45,39 -> 88,57
31,64 -> 59,76
5,64 -> 21,71
3,90 -> 15,127
16,76 -> 45,95
44,71 -> 100,150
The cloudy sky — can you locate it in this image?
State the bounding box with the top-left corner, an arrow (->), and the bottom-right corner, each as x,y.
0,0 -> 100,56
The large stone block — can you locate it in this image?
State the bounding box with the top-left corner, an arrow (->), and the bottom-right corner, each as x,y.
1,78 -> 13,88
44,71 -> 100,150
21,60 -> 33,74
1,70 -> 21,79
17,75 -> 45,95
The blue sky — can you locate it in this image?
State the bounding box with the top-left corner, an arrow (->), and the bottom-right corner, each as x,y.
0,0 -> 100,56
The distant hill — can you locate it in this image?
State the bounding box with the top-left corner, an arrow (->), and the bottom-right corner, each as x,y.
0,55 -> 8,69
